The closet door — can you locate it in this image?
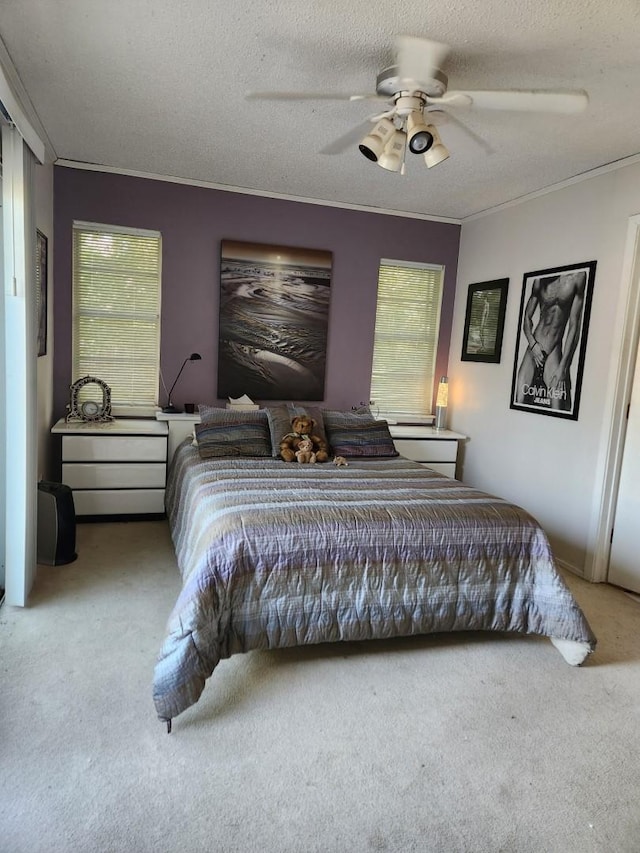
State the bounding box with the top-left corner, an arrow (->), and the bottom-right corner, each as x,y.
609,337 -> 640,593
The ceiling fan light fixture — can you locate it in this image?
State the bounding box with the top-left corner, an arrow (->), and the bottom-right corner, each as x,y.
358,117 -> 396,162
424,142 -> 450,168
421,126 -> 449,167
378,129 -> 407,172
407,111 -> 434,154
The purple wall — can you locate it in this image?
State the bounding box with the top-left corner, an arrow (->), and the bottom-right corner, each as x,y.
53,167 -> 460,418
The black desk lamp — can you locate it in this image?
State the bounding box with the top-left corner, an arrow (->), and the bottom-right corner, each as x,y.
162,352 -> 202,413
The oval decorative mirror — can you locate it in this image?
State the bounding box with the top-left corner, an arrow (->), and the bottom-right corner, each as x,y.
66,375 -> 114,422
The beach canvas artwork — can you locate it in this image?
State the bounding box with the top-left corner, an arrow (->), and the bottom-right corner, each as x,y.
217,240 -> 332,400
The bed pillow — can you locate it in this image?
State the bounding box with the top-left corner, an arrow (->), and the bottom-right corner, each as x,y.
322,408 -> 374,423
194,409 -> 271,458
322,410 -> 399,458
198,404 -> 232,422
264,405 -> 295,458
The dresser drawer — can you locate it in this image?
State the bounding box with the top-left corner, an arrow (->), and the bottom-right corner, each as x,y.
52,418 -> 169,519
62,434 -> 167,462
393,438 -> 458,463
73,489 -> 166,516
62,462 -> 166,490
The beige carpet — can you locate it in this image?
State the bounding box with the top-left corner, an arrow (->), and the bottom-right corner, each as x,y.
1,520 -> 639,853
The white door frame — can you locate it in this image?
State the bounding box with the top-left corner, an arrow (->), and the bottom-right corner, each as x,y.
2,125 -> 38,605
586,213 -> 640,582
1,51 -> 49,605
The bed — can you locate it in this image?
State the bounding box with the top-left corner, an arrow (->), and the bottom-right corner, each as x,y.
153,424 -> 596,729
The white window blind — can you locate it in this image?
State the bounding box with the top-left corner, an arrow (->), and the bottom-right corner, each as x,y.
72,222 -> 162,412
370,259 -> 444,419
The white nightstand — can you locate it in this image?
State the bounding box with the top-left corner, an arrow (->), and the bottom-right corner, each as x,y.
155,412 -> 202,463
52,418 -> 169,517
388,425 -> 466,478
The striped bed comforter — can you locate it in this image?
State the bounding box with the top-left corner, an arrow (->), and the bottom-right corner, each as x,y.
153,442 -> 596,723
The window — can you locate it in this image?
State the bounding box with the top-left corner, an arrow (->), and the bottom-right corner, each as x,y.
369,259 -> 444,420
72,222 -> 162,414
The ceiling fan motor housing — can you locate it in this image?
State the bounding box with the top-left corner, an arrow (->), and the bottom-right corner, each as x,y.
376,65 -> 449,99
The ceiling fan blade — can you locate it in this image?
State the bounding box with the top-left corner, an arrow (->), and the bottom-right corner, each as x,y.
246,90 -> 384,102
319,113 -> 393,155
395,35 -> 451,85
427,109 -> 494,154
439,89 -> 589,113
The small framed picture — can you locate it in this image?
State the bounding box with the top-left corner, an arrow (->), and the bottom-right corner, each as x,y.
36,229 -> 48,357
510,260 -> 596,420
461,278 -> 509,363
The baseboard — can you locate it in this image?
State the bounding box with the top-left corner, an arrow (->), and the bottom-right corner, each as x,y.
556,558 -> 586,579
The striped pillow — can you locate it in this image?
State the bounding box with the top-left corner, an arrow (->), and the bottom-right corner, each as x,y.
323,412 -> 399,458
195,409 -> 271,458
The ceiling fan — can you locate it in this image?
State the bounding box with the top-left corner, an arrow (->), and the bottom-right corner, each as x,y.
247,36 -> 589,174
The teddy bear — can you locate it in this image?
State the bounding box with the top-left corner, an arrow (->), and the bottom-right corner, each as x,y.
295,437 -> 317,464
279,414 -> 329,463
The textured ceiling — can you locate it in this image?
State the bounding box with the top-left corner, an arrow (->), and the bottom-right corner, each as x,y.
1,0 -> 639,220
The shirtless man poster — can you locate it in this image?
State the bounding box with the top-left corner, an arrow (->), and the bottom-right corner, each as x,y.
511,261 -> 596,420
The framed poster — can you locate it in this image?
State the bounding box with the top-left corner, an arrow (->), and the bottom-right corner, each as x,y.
461,278 -> 509,363
36,229 -> 48,357
510,260 -> 596,420
217,240 -> 332,400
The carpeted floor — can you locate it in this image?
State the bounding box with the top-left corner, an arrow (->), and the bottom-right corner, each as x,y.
1,520 -> 639,853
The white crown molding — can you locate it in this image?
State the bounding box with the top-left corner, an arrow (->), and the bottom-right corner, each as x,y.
0,35 -> 55,164
56,150 -> 640,224
54,159 -> 463,225
463,151 -> 640,222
